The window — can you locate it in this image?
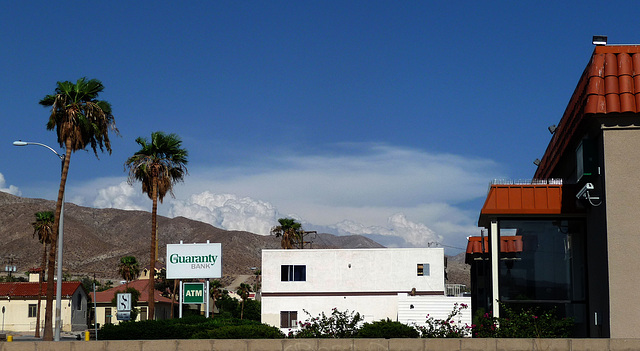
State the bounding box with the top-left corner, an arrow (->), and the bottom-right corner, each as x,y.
417,263 -> 430,276
281,265 -> 306,281
140,307 -> 147,321
105,307 -> 112,324
280,311 -> 298,328
28,304 -> 37,318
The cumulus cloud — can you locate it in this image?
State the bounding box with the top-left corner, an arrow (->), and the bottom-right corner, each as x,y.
0,173 -> 21,196
168,191 -> 279,235
333,213 -> 442,247
62,143 -> 500,252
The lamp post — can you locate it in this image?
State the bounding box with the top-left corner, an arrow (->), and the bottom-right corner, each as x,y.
13,140 -> 65,341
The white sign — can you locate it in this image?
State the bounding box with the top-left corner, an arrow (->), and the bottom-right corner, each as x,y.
166,242 -> 222,279
117,293 -> 132,312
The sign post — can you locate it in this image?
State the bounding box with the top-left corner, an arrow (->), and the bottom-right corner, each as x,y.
116,293 -> 132,321
168,241 -> 221,318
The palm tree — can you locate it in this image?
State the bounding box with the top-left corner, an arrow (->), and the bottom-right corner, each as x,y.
236,283 -> 252,320
118,256 -> 140,288
32,211 -> 54,338
270,218 -> 303,249
125,131 -> 188,320
210,280 -> 223,318
39,77 -> 117,340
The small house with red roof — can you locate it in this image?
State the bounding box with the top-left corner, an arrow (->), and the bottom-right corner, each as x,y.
90,279 -> 173,325
467,41 -> 640,338
0,281 -> 88,333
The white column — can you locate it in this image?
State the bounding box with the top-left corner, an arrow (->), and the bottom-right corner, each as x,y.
490,220 -> 500,318
179,281 -> 183,318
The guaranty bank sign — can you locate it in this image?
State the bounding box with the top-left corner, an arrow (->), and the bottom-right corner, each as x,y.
166,242 -> 222,279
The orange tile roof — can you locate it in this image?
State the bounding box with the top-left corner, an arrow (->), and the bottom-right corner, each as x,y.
0,281 -> 83,298
535,45 -> 640,179
90,279 -> 172,304
466,235 -> 523,255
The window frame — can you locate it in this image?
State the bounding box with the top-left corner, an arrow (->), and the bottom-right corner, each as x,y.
280,311 -> 298,328
417,263 -> 430,276
28,304 -> 37,318
281,265 -> 306,282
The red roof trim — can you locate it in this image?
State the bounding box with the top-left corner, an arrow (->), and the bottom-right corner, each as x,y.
466,235 -> 523,255
0,282 -> 82,298
480,184 -> 563,216
535,45 -> 640,179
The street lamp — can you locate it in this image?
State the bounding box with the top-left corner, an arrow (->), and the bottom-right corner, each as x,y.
13,140 -> 65,341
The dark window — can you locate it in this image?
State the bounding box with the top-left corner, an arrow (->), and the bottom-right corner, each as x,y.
417,263 -> 430,276
140,307 -> 147,321
105,307 -> 112,324
280,311 -> 298,328
281,265 -> 306,281
28,304 -> 37,318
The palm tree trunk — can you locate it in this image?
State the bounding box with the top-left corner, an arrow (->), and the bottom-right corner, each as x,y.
43,140 -> 71,341
148,176 -> 158,320
35,243 -> 47,338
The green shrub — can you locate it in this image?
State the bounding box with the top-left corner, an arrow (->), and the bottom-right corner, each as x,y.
416,303 -> 471,338
192,324 -> 285,339
292,308 -> 363,338
473,303 -> 574,338
357,319 -> 419,338
98,315 -> 266,340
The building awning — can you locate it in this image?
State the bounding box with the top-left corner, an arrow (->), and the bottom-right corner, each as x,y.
465,235 -> 523,265
478,184 -> 581,227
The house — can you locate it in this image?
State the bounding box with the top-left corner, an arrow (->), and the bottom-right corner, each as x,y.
261,248 -> 470,333
467,42 -> 640,338
0,281 -> 88,333
90,279 -> 173,326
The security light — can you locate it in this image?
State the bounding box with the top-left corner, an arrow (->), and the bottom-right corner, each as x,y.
533,159 -> 541,166
593,35 -> 607,46
548,124 -> 557,134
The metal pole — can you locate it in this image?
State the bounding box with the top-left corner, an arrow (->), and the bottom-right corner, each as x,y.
179,281 -> 183,318
93,279 -> 97,340
12,141 -> 65,341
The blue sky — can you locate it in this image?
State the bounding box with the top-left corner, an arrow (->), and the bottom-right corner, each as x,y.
1,1 -> 639,253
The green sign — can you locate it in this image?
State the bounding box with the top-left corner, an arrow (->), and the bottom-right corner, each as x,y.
183,282 -> 205,304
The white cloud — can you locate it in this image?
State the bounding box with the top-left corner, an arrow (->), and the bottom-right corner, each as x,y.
0,173 -> 21,196
168,192 -> 279,235
333,213 -> 442,247
61,143 -> 499,252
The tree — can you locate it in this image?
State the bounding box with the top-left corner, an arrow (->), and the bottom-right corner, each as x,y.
236,283 -> 252,320
32,211 -> 55,338
270,218 -> 303,249
125,131 -> 188,320
39,77 -> 117,340
118,256 -> 140,287
209,280 -> 223,318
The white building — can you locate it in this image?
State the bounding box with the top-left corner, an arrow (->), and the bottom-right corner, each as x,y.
261,248 -> 470,333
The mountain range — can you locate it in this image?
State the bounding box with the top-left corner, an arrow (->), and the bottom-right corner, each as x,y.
0,191 -> 468,287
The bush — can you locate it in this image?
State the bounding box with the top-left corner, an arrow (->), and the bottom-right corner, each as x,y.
192,324 -> 285,339
473,303 -> 574,338
98,315 -> 269,340
292,308 -> 363,338
416,303 -> 471,338
357,319 -> 419,338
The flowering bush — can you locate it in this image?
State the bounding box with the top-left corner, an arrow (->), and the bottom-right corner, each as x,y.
291,308 -> 363,338
473,304 -> 573,338
357,319 -> 419,338
416,303 -> 472,338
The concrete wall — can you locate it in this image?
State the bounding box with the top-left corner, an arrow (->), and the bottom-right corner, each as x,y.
2,338 -> 640,350
397,295 -> 471,328
262,248 -> 445,294
602,126 -> 640,338
262,248 -> 446,332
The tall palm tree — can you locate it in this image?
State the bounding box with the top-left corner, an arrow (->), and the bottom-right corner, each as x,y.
32,211 -> 54,338
210,280 -> 223,318
39,77 -> 117,340
118,256 -> 140,288
236,283 -> 252,320
270,218 -> 303,249
125,131 -> 188,320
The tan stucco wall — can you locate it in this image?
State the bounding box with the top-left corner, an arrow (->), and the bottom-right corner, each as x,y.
0,298 -> 75,333
602,127 -> 640,338
0,338 -> 639,351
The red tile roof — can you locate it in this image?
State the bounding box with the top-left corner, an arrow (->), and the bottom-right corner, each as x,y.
0,282 -> 83,298
535,45 -> 640,179
90,279 -> 172,304
466,235 -> 523,255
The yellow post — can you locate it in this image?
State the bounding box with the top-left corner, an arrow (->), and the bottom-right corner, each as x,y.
7,335 -> 12,342
85,331 -> 90,341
